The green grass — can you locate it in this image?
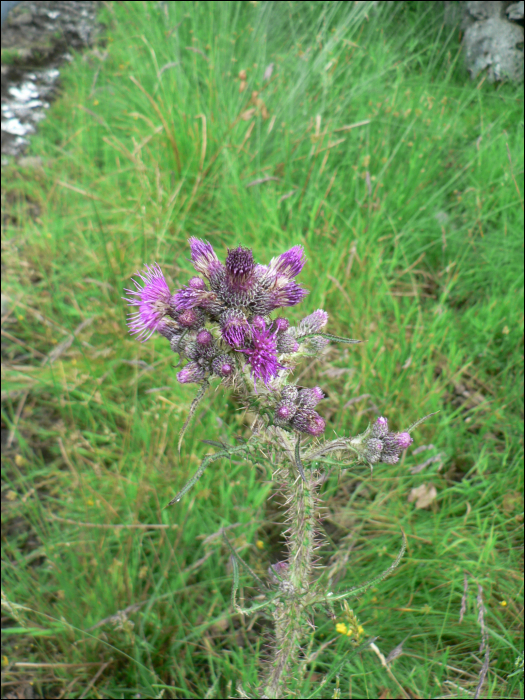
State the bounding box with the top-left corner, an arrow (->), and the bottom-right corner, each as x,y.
1,1 -> 523,697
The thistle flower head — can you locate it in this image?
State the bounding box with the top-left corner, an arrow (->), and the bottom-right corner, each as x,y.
178,308 -> 203,328
274,399 -> 297,425
267,245 -> 306,279
290,408 -> 326,436
212,354 -> 234,378
372,416 -> 389,439
276,331 -> 299,354
225,246 -> 256,297
240,319 -> 286,388
273,317 -> 290,332
189,276 -> 206,289
360,417 -> 416,465
220,310 -> 250,348
177,362 -> 206,384
189,237 -> 223,278
298,386 -> 324,409
297,309 -> 329,336
196,329 -> 213,347
123,263 -> 173,342
281,385 -> 299,402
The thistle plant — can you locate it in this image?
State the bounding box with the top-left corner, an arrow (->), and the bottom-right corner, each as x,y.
124,239 -> 434,698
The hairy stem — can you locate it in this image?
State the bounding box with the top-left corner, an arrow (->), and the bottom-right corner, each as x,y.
263,436 -> 318,698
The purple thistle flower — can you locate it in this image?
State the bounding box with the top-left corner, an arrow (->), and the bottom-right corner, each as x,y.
298,386 -> 324,408
157,317 -> 181,340
196,329 -> 213,346
123,263 -> 173,342
189,276 -> 206,289
281,385 -> 299,402
251,315 -> 266,331
268,279 -> 308,310
290,408 -> 326,436
363,438 -> 383,464
177,362 -> 206,384
397,432 -> 413,450
276,332 -> 299,353
268,245 -> 306,279
221,310 -> 250,348
273,317 -> 290,332
240,319 -> 286,388
274,399 -> 297,425
212,354 -> 234,377
225,246 -> 257,298
188,238 -> 222,277
298,309 -> 329,335
372,416 -> 389,439
178,308 -> 203,328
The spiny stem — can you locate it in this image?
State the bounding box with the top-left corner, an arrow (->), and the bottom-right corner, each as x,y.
263,438 -> 318,698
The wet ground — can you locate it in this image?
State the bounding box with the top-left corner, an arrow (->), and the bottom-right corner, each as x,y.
1,0 -> 103,162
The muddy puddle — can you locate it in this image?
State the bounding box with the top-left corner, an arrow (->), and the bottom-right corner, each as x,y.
1,0 -> 103,162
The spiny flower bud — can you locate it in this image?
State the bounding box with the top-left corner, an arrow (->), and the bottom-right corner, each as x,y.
372,416 -> 389,439
363,437 -> 383,464
273,317 -> 290,332
298,386 -> 324,408
268,560 -> 289,582
157,317 -> 181,340
178,308 -> 203,328
189,276 -> 206,289
291,408 -> 326,436
274,399 -> 297,426
298,309 -> 328,335
196,329 -> 213,347
276,332 -> 299,354
212,354 -> 234,378
360,417 -> 415,465
177,362 -> 206,384
281,385 -> 299,402
250,315 -> 266,331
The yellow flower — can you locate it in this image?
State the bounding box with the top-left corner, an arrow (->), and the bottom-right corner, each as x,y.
255,540 -> 264,550
335,623 -> 348,636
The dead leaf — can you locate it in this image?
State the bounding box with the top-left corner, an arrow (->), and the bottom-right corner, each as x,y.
240,108 -> 256,121
238,69 -> 247,80
407,483 -> 437,509
246,176 -> 279,187
239,80 -> 247,93
263,62 -> 274,81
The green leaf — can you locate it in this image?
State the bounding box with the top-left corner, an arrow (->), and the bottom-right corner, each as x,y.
325,530 -> 407,602
296,332 -> 362,344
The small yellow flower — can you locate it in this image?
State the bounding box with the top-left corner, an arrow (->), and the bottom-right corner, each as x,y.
255,540 -> 264,550
335,623 -> 348,635
500,600 -> 507,607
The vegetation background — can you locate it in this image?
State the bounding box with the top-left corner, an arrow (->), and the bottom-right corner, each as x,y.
2,1 -> 523,698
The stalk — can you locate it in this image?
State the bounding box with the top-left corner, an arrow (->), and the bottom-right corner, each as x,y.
263,434 -> 318,698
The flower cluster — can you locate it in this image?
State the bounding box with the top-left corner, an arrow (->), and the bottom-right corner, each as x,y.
123,239 -> 330,390
362,416 -> 413,465
273,385 -> 326,436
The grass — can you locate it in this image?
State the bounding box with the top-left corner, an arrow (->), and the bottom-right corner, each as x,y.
1,1 -> 523,697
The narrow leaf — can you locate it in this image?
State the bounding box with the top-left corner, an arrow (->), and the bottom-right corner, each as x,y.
406,411 -> 439,434
326,530 -> 407,602
167,444 -> 249,505
223,529 -> 265,587
296,332 -> 362,344
178,381 -> 209,453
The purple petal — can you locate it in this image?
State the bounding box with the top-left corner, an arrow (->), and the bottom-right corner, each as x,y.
123,263 -> 173,342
